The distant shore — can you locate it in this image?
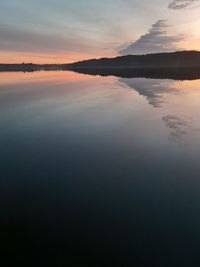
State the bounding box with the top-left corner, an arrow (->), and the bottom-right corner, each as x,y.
1,51 -> 200,80
0,63 -> 66,72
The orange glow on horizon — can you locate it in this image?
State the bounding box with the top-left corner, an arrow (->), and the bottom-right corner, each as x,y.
177,34 -> 200,52
1,43 -> 200,64
0,50 -> 116,64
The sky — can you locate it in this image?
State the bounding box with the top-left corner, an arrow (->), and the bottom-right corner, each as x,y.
1,0 -> 200,63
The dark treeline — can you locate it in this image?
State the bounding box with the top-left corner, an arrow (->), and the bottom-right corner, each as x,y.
1,51 -> 200,80
67,51 -> 200,69
62,50 -> 200,80
0,63 -> 64,72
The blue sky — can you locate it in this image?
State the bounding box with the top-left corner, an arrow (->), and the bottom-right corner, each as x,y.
0,0 -> 200,63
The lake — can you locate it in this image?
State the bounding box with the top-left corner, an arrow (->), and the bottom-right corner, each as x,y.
1,71 -> 200,266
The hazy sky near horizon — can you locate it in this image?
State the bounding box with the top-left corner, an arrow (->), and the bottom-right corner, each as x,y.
0,0 -> 200,63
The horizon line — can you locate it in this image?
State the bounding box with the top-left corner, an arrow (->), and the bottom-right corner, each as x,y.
1,50 -> 200,65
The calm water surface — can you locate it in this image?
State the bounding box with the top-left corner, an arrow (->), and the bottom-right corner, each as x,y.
1,71 -> 200,266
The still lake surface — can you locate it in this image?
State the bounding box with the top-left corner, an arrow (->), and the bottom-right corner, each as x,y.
1,71 -> 200,266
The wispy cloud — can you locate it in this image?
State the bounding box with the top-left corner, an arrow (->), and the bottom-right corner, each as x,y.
0,24 -> 104,55
120,20 -> 184,55
168,0 -> 199,10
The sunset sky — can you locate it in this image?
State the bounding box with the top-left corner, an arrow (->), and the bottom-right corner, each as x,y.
1,0 -> 200,63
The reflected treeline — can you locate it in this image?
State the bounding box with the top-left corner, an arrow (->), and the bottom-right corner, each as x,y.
1,64 -> 200,81
69,67 -> 200,81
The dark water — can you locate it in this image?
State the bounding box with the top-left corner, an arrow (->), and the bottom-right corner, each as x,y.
1,71 -> 200,266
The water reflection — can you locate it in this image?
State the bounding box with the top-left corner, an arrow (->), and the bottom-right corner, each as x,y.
70,67 -> 200,80
119,78 -> 177,108
162,115 -> 191,140
1,71 -> 200,266
118,76 -> 200,141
